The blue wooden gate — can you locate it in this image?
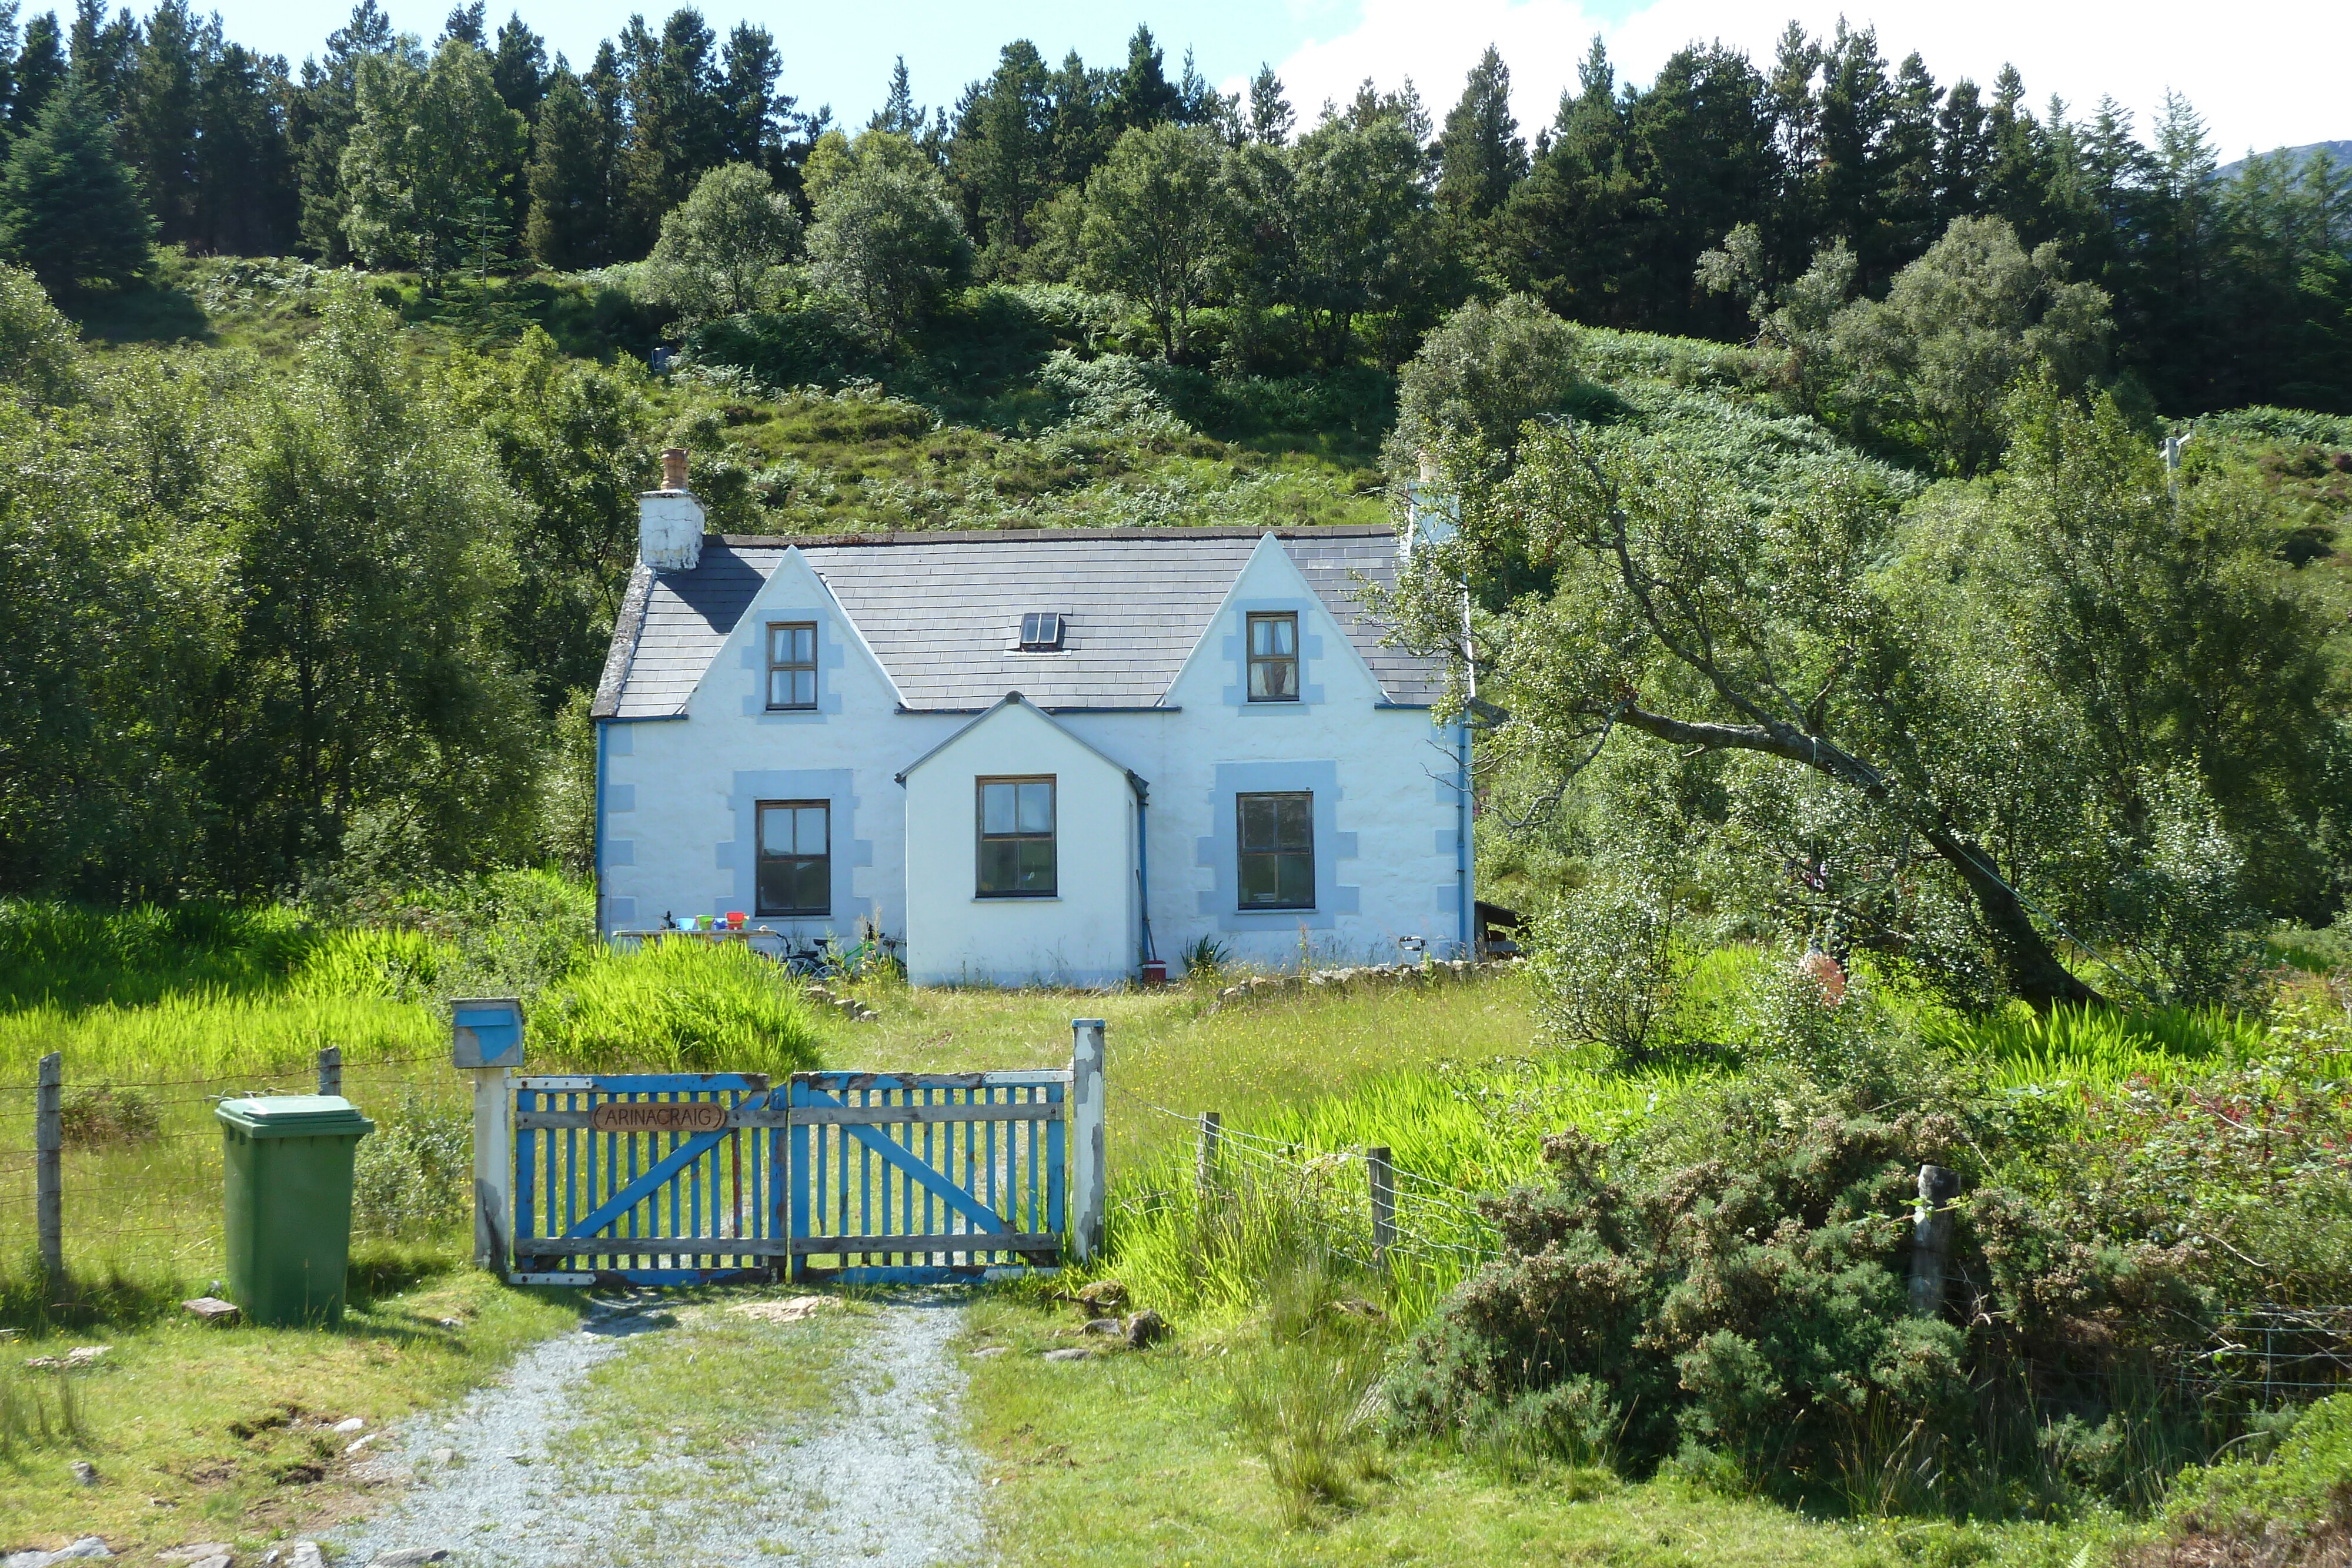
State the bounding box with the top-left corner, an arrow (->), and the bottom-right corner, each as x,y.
507,1065 -> 1074,1287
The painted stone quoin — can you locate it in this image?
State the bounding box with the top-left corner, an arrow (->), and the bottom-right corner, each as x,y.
593,461 -> 1472,985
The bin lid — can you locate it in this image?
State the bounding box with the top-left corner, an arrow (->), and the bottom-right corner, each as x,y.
215,1094 -> 375,1138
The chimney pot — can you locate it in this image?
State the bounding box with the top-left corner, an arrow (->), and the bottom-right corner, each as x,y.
661,446 -> 690,491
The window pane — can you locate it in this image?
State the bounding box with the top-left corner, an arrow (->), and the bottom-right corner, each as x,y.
787,857 -> 828,912
791,669 -> 816,707
758,807 -> 790,856
978,838 -> 1018,894
791,627 -> 816,663
1250,657 -> 1294,700
1274,794 -> 1311,849
981,783 -> 1015,835
794,805 -> 827,855
1238,854 -> 1277,905
1239,797 -> 1272,852
1017,838 -> 1056,892
1017,781 -> 1053,834
769,627 -> 787,663
1271,616 -> 1297,655
1277,851 -> 1313,907
768,670 -> 790,707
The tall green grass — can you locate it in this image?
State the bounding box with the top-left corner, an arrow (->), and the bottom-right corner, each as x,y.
0,902 -> 818,1081
1096,991 -> 2271,1329
1102,1051 -> 1708,1325
1925,1001 -> 2265,1095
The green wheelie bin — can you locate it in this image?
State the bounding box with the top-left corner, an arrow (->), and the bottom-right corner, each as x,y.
215,1095 -> 375,1328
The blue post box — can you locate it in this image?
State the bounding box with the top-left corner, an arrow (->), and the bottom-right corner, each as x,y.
452,997 -> 524,1069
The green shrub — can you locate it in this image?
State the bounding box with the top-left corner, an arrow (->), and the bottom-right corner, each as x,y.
1385,1063 -> 2211,1511
353,1095 -> 472,1238
2130,1395 -> 2352,1566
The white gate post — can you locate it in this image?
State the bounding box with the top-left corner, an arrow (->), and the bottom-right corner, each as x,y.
470,1067 -> 513,1273
1070,1019 -> 1106,1262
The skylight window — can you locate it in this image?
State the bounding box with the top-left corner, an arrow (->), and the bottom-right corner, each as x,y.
1017,612 -> 1065,652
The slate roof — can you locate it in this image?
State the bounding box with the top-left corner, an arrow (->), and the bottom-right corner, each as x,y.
592,525 -> 1442,720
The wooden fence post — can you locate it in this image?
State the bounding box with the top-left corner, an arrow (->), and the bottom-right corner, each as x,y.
1367,1145 -> 1395,1270
1909,1164 -> 1960,1316
470,1068 -> 513,1273
1197,1112 -> 1222,1201
1070,1019 -> 1106,1263
35,1051 -> 61,1285
316,1045 -> 341,1098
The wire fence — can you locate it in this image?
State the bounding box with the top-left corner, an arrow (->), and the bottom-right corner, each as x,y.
1,1048 -> 457,1290
1101,1079 -> 1502,1316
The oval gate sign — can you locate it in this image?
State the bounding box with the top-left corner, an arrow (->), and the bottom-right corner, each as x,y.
590,1101 -> 729,1134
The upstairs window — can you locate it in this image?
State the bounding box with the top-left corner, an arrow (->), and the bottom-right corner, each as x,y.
1247,611 -> 1299,701
766,622 -> 817,710
1017,612 -> 1065,652
1237,792 -> 1314,909
977,777 -> 1056,897
756,800 -> 830,915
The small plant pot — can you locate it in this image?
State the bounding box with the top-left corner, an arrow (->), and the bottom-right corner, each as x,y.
1140,960 -> 1168,986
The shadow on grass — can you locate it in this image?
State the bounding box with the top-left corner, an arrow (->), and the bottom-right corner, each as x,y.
68,279 -> 216,346
1,1235 -> 506,1338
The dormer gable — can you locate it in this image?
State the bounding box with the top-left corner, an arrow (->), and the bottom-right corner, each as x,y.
1162,534 -> 1389,711
683,544 -> 903,721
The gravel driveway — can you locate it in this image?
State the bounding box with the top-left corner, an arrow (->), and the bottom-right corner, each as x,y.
328,1290 -> 983,1568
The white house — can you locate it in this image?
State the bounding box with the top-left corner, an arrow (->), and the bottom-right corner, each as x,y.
590,454 -> 1472,985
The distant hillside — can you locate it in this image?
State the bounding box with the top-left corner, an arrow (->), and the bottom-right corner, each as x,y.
2220,140 -> 2352,179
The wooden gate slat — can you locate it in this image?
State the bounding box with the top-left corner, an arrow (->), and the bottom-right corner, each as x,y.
516,1067 -> 1068,1288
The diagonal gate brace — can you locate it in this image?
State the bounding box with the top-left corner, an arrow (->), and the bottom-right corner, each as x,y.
794,1084 -> 1011,1236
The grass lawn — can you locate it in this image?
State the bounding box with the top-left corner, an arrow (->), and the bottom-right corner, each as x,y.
957,1295 -> 2108,1568
0,1266 -> 579,1556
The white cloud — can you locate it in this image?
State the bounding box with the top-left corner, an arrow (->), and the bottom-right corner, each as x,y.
1245,0 -> 2349,161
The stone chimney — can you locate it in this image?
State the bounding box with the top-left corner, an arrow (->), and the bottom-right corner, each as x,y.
639,446 -> 704,572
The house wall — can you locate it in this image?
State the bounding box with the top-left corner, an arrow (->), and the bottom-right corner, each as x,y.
598,534 -> 1467,982
596,548 -> 960,943
901,700 -> 1140,987
1064,537 -> 1468,972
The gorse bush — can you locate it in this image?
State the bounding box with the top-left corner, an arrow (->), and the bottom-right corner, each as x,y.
58,1085 -> 159,1146
1385,1051 -> 2220,1514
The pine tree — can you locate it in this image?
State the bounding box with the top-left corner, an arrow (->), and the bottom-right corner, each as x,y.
120,0 -> 203,246
10,11 -> 66,136
619,9 -> 726,251
1436,45 -> 1526,220
291,1 -> 404,262
438,1 -> 485,48
1933,78 -> 1992,221
870,56 -> 921,135
951,40 -> 1053,268
717,22 -> 790,174
66,0 -> 135,118
1110,26 -> 1177,133
0,6 -> 19,132
524,66 -> 617,268
1247,65 -> 1291,146
1,76 -> 155,297
192,36 -> 298,255
1044,50 -> 1109,188
489,13 -> 546,121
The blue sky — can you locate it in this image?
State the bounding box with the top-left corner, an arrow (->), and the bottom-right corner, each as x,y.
194,0 -> 2342,158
